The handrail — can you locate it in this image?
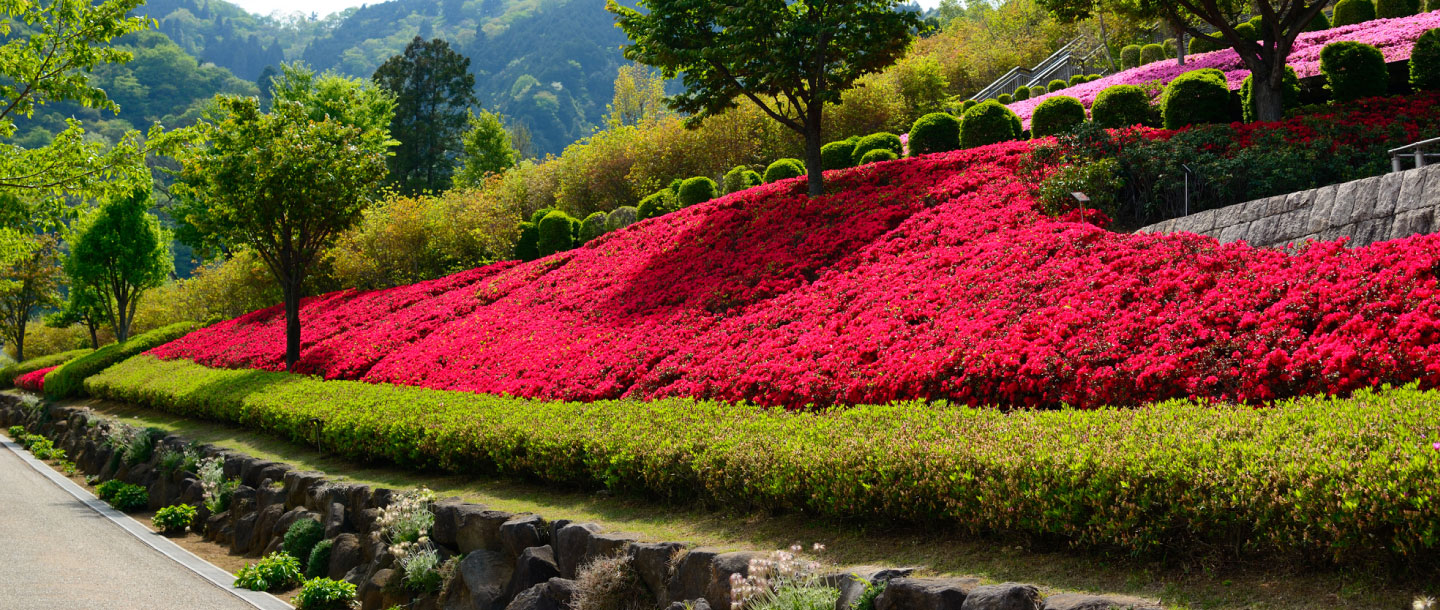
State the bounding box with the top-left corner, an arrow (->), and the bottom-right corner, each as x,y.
1390,136 -> 1440,172
968,36 -> 1107,102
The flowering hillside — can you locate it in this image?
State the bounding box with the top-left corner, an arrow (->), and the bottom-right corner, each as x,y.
1009,10 -> 1440,125
15,366 -> 56,392
154,94 -> 1440,409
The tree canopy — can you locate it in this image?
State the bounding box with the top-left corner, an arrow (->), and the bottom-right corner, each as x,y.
609,0 -> 923,196
456,109 -> 520,188
66,187 -> 174,343
373,36 -> 479,194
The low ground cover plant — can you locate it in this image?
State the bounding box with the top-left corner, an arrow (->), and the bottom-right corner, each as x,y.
88,355 -> 1440,565
100,481 -> 148,512
295,577 -> 357,610
235,552 -> 303,592
152,504 -> 197,535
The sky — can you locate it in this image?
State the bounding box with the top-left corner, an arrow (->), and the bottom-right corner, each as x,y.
226,0 -> 942,18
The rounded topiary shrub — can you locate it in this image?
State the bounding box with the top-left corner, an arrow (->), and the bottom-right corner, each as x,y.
537,210 -> 577,257
514,221 -> 539,261
1321,41 -> 1388,102
306,539 -> 333,579
1030,96 -> 1087,138
1163,38 -> 1178,58
908,112 -> 961,156
1411,28 -> 1440,92
722,166 -> 763,193
1013,86 -> 1031,101
1140,44 -> 1165,65
1090,84 -> 1152,128
1332,0 -> 1376,26
998,93 -> 1013,104
1161,69 -> 1231,129
1240,66 -> 1301,122
820,141 -> 857,170
1188,34 -> 1224,54
851,132 -> 903,164
283,518 -> 325,563
676,177 -> 718,208
1305,10 -> 1331,31
1120,45 -> 1142,70
1030,85 -> 1048,98
1047,79 -> 1068,93
604,206 -> 638,231
1375,0 -> 1418,18
763,158 -> 805,183
636,189 -> 678,220
962,99 -> 979,112
959,100 -> 1022,148
1233,22 -> 1259,42
1068,74 -> 1086,87
579,211 -> 607,243
858,148 -> 898,165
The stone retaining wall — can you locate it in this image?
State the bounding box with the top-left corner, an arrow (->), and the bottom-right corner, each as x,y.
1135,165 -> 1440,249
0,395 -> 1163,610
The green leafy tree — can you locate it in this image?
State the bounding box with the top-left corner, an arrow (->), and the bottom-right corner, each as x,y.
372,37 -> 478,194
455,109 -> 519,187
0,234 -> 61,361
609,0 -> 922,197
45,280 -> 105,349
174,65 -> 395,370
65,188 -> 173,343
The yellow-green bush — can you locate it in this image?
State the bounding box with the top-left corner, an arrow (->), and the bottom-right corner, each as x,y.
44,323 -> 199,399
0,349 -> 92,389
87,354 -> 1440,565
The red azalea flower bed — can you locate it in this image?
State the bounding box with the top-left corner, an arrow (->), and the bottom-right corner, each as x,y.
154,95 -> 1440,409
15,366 -> 56,392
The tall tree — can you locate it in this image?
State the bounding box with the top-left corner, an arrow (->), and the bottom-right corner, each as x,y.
605,64 -> 669,129
46,280 -> 105,349
455,109 -> 519,187
173,64 -> 394,370
373,37 -> 478,194
0,234 -> 61,362
609,0 -> 922,197
66,188 -> 173,342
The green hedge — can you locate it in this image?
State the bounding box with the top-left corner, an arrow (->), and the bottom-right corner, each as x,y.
1139,44 -> 1165,65
908,112 -> 961,157
1,349 -> 93,389
1414,29 -> 1440,92
1321,41 -> 1388,103
959,101 -> 1022,149
763,159 -> 805,183
44,323 -> 199,399
85,354 -> 1440,564
1120,44 -> 1141,70
1332,0 -> 1376,27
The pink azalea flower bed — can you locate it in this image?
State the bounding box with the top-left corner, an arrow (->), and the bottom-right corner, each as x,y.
154,95 -> 1440,410
1008,10 -> 1440,126
15,366 -> 56,392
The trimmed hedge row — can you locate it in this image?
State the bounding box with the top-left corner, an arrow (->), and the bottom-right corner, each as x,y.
88,354 -> 1440,564
44,322 -> 199,399
0,349 -> 92,389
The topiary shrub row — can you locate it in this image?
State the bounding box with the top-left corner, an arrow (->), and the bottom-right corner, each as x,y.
43,322 -> 198,400
1,349 -> 92,390
1161,68 -> 1231,129
1030,96 -> 1086,138
908,113 -> 961,156
1321,40 -> 1389,103
723,165 -> 764,192
960,100 -> 1022,148
763,158 -> 805,183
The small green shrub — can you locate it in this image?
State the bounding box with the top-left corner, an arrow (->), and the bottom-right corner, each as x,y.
604,207 -> 638,232
1068,74 -> 1086,87
536,211 -> 577,258
306,539 -> 334,579
6,425 -> 24,438
962,99 -> 979,112
1240,66 -> 1302,122
997,93 -> 1013,104
1234,21 -> 1259,42
1376,0 -> 1418,18
819,141 -> 857,171
1046,79 -> 1068,93
854,580 -> 886,610
1163,38 -> 1178,58
1140,44 -> 1165,64
763,159 -> 805,183
43,323 -> 197,400
1012,86 -> 1030,101
858,149 -> 898,165
0,349 -> 92,390
95,479 -> 128,501
1030,96 -> 1087,138
1188,34 -> 1223,54
295,578 -> 357,610
153,504 -> 197,534
284,518 -> 326,562
908,113 -> 961,156
1161,69 -> 1231,129
1305,10 -> 1331,31
959,100 -> 1022,148
1332,0 -> 1377,26
722,166 -> 763,193
1410,29 -> 1440,92
399,546 -> 443,592
514,221 -> 539,261
197,456 -> 238,513
1321,41 -> 1388,102
235,552 -> 303,592
850,133 -> 903,164
579,212 -> 608,244
635,189 -> 679,221
1120,44 -> 1142,70
1091,84 -> 1153,128
676,177 -> 718,208
123,427 -> 162,466
107,482 -> 149,512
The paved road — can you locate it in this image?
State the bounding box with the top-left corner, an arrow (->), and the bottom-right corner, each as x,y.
0,441 -> 259,610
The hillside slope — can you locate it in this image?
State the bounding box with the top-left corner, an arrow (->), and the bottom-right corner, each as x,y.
153,93 -> 1440,409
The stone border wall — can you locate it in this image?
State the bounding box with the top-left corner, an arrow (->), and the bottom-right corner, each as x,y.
0,395 -> 1163,610
1135,165 -> 1440,249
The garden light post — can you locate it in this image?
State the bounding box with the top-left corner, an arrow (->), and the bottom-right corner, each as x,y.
1072,191 -> 1089,224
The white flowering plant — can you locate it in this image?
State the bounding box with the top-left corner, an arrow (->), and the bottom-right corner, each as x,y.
377,487 -> 437,557
728,543 -> 830,610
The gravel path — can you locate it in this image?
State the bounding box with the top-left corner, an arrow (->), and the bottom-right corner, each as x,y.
0,439 -> 263,610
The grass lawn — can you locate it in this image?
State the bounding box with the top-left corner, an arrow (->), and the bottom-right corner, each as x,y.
45,392 -> 1426,610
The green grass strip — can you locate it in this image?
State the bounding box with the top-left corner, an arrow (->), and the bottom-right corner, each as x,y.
0,348 -> 93,389
45,322 -> 199,399
86,354 -> 1440,565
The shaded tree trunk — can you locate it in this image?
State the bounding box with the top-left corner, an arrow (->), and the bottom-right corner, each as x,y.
1252,59 -> 1286,122
12,322 -> 23,362
86,320 -> 98,350
803,108 -> 825,198
281,275 -> 303,371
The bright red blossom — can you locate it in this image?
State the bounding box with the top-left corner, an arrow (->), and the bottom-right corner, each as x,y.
15,366 -> 56,392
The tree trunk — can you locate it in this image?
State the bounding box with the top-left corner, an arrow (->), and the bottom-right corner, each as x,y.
282,276 -> 303,371
87,322 -> 98,350
1177,32 -> 1187,66
115,294 -> 130,343
13,321 -> 24,362
1251,61 -> 1286,122
1098,12 -> 1117,72
803,112 -> 825,198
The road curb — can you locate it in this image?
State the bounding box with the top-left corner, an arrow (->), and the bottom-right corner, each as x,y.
0,434 -> 292,610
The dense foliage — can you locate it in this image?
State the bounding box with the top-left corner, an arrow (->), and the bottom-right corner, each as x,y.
1089,85 -> 1152,128
0,349 -> 91,390
1160,70 -> 1230,129
959,101 -> 1021,148
1414,28 -> 1440,91
44,322 -> 199,400
1029,96 -> 1086,138
907,114 -> 960,157
90,355 -> 1440,565
1320,41 -> 1390,102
